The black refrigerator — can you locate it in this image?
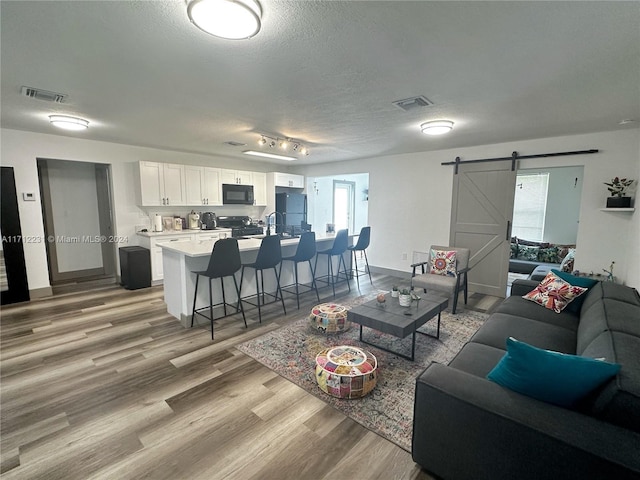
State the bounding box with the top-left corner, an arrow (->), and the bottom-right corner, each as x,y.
275,193 -> 307,234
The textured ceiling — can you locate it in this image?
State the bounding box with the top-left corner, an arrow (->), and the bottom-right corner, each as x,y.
1,1 -> 639,165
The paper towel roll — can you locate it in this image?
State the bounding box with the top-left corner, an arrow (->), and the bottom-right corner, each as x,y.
153,214 -> 163,232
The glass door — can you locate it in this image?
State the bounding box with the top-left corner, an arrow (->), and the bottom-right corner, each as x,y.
333,180 -> 355,232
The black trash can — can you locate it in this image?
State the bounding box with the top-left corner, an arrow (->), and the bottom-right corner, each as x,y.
119,246 -> 151,290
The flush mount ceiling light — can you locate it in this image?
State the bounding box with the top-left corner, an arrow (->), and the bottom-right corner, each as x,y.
187,0 -> 262,40
48,115 -> 89,131
421,120 -> 454,136
243,150 -> 297,161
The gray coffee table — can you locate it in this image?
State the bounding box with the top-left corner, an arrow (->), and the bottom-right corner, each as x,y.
347,292 -> 449,361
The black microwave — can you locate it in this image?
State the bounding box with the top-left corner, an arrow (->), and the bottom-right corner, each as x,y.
222,183 -> 254,205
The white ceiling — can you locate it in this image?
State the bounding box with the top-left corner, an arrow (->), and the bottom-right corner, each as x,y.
1,1 -> 639,165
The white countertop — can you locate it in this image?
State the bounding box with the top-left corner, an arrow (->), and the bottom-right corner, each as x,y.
137,228 -> 232,238
159,232 -> 341,257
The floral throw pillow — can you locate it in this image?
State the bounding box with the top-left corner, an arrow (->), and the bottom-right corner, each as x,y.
560,248 -> 576,273
523,272 -> 588,313
516,245 -> 539,261
429,249 -> 457,277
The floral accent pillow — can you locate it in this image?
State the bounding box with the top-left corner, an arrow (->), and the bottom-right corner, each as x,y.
516,245 -> 539,261
560,248 -> 576,273
523,271 -> 588,313
510,243 -> 518,259
537,246 -> 560,264
429,249 -> 457,277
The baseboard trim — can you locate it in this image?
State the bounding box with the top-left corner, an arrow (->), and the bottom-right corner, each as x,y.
30,286 -> 53,299
369,265 -> 412,279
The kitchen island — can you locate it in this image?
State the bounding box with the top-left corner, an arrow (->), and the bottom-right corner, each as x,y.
161,233 -> 353,327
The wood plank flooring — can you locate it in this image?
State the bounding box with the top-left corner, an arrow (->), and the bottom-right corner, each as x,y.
1,272 -> 501,479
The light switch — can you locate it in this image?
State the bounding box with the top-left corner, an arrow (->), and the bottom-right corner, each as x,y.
22,192 -> 36,201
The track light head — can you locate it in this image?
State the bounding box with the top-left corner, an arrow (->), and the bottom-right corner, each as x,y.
258,136 -> 266,146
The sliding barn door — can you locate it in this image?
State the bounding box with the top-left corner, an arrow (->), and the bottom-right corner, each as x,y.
450,162 -> 517,297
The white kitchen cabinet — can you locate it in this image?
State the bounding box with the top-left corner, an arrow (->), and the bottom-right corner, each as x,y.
144,234 -> 192,282
139,161 -> 186,206
221,169 -> 252,185
138,230 -> 232,282
184,166 -> 221,206
272,172 -> 304,188
252,171 -> 267,206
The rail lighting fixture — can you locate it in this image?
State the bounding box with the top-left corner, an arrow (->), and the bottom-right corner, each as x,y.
187,0 -> 262,40
421,120 -> 454,136
257,134 -> 310,157
49,115 -> 89,131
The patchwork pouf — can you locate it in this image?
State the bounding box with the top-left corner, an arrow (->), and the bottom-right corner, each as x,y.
315,345 -> 378,399
309,303 -> 350,334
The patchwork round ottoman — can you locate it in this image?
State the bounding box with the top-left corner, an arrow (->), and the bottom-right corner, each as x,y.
309,303 -> 350,334
315,345 -> 378,399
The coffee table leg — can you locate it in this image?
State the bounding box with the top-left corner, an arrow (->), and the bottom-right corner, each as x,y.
416,311 -> 441,340
358,324 -> 416,361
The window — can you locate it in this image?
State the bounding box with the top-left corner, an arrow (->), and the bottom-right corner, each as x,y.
512,173 -> 549,242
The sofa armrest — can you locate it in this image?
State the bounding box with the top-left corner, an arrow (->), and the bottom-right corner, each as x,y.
510,278 -> 539,297
412,363 -> 640,480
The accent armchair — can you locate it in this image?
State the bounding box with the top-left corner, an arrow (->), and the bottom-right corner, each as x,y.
411,245 -> 471,314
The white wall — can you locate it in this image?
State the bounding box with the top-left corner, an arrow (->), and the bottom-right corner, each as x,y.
0,128 -> 275,292
2,127 -> 638,292
294,129 -> 640,288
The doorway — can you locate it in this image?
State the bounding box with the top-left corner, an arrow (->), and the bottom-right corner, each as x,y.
333,180 -> 355,232
1,167 -> 30,304
37,159 -> 116,285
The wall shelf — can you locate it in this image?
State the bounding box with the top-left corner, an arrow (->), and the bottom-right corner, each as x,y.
599,207 -> 635,212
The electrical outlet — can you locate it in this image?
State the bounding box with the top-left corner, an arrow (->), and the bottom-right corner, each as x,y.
401,252 -> 408,261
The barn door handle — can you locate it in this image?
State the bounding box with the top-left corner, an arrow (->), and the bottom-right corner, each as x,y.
506,220 -> 511,241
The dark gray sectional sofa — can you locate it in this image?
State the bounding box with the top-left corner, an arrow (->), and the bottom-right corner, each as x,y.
412,280 -> 640,480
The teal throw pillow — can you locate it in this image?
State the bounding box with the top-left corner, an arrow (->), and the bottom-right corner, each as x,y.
487,337 -> 620,408
551,269 -> 598,313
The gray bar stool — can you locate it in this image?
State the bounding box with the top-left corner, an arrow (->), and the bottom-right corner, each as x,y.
239,235 -> 286,323
279,231 -> 320,309
348,226 -> 373,287
314,229 -> 351,297
191,237 -> 246,340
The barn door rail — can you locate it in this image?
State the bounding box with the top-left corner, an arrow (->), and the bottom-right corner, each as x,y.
442,149 -> 599,174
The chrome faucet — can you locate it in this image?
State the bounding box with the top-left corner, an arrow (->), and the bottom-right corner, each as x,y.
265,211 -> 284,236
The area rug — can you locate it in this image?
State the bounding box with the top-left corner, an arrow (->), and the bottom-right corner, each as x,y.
236,296 -> 488,452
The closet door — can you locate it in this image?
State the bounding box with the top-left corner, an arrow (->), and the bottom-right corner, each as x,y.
450,161 -> 516,297
1,167 -> 30,304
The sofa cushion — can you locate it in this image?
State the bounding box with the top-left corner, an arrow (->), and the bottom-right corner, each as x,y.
448,342 -> 507,378
577,299 -> 640,354
470,313 -> 577,354
583,332 -> 640,433
495,295 -> 580,331
487,337 -> 621,408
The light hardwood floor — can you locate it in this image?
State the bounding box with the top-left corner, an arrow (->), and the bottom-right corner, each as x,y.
1,272 -> 500,479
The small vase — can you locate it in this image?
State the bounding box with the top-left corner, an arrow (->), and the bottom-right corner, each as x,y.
391,290 -> 399,298
606,196 -> 631,208
398,294 -> 412,307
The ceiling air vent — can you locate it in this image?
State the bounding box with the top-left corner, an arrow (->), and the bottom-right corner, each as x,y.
21,86 -> 67,103
392,95 -> 433,112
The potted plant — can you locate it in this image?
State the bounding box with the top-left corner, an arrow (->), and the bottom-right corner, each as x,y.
391,285 -> 399,298
398,288 -> 412,307
604,177 -> 635,208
